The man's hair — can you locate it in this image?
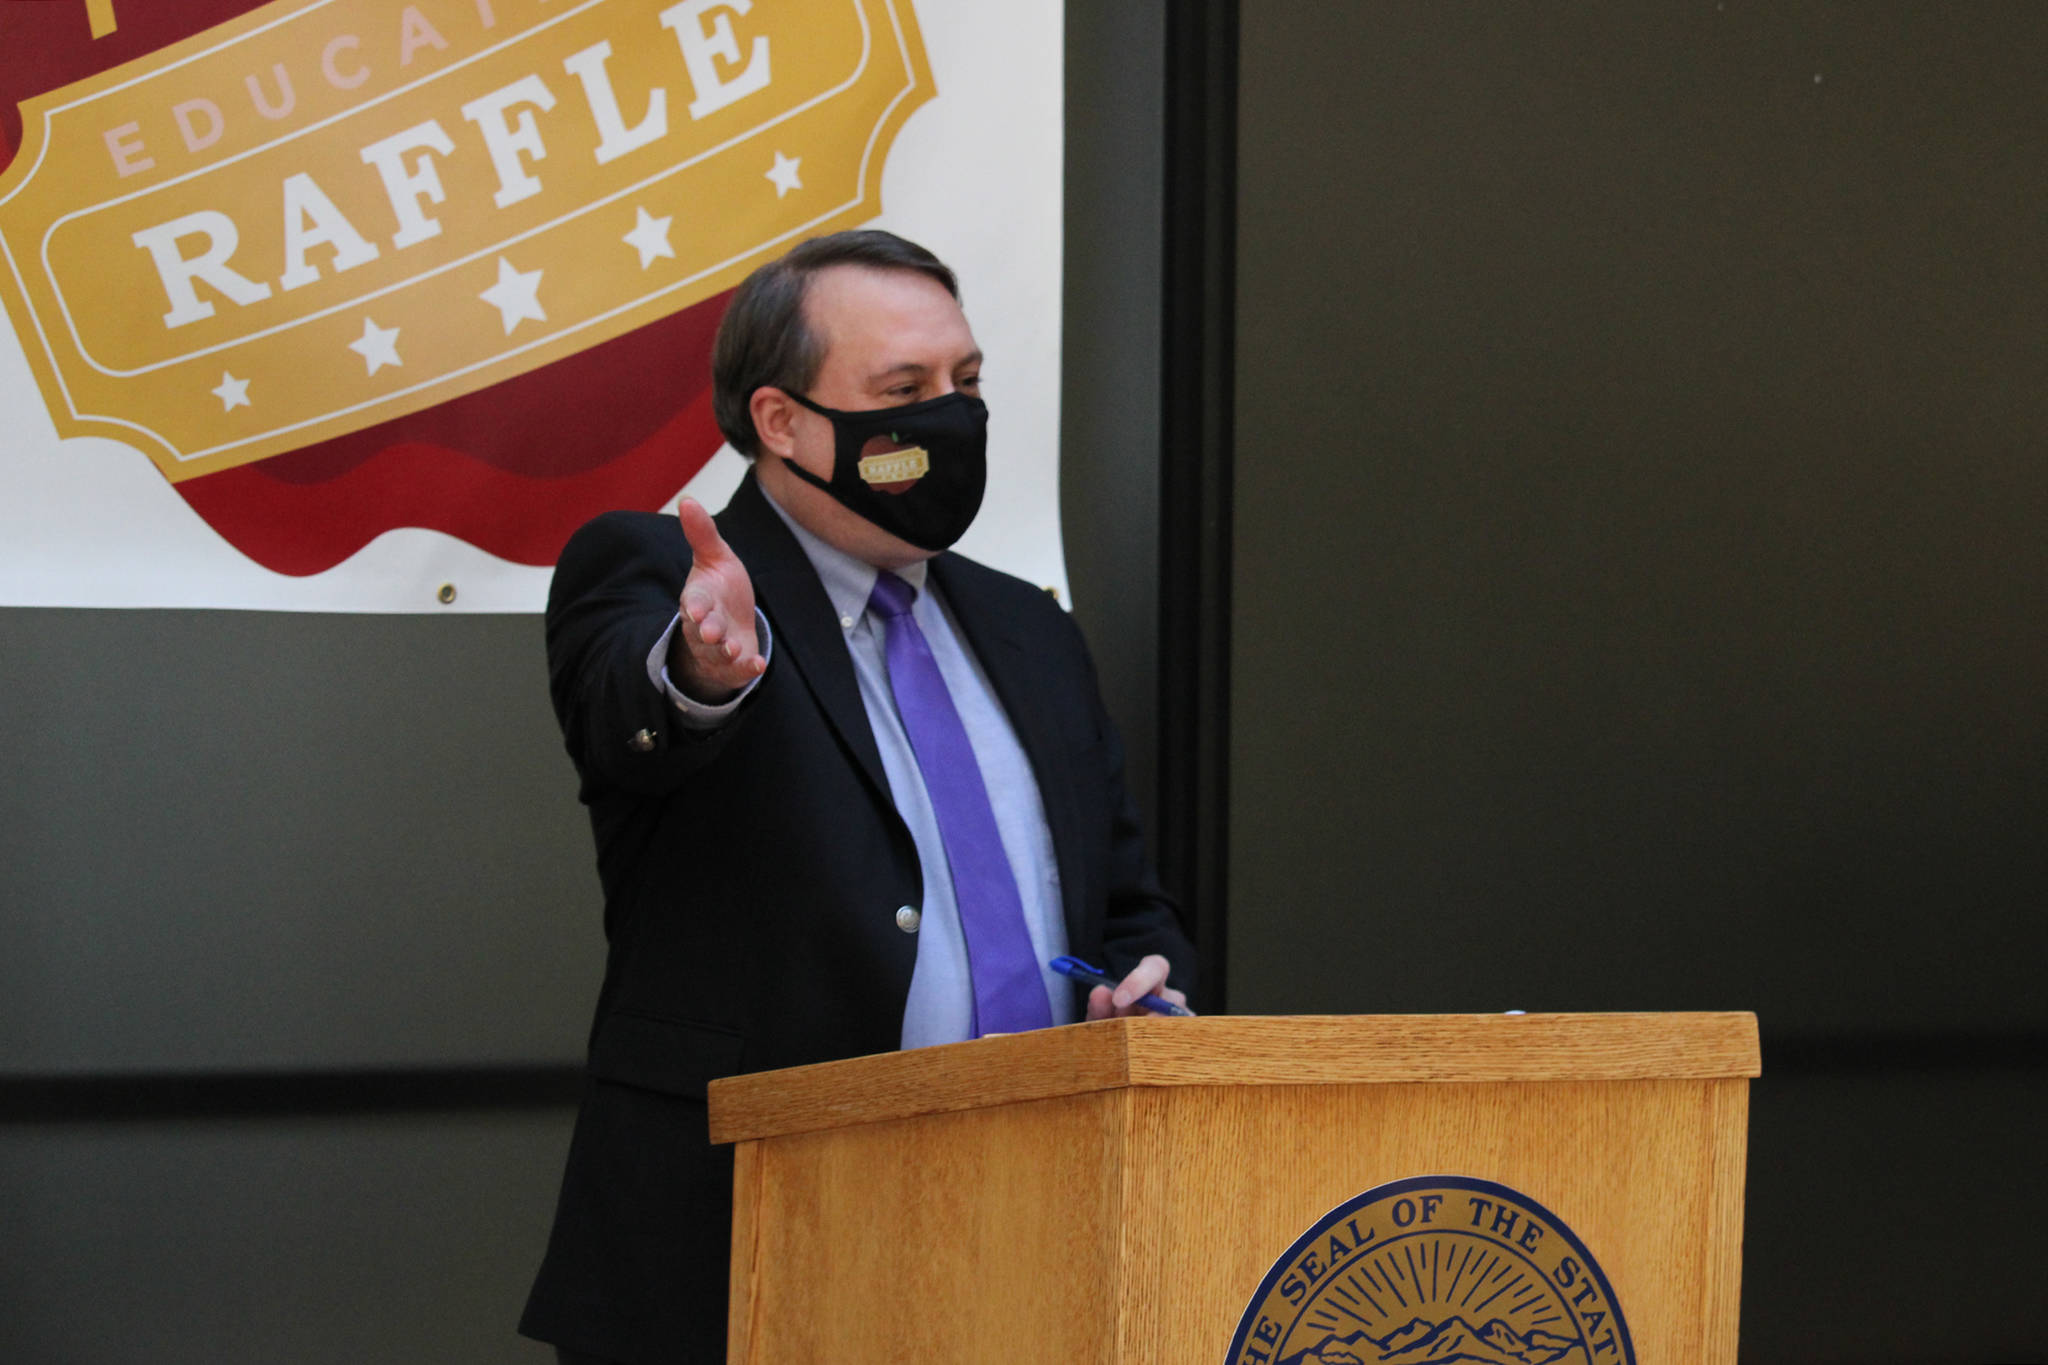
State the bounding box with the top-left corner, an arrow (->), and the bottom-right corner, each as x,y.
711,230 -> 960,458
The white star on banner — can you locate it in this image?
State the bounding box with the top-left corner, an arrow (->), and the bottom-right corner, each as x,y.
348,317 -> 402,375
623,205 -> 675,270
211,371 -> 251,412
764,150 -> 802,198
479,256 -> 547,335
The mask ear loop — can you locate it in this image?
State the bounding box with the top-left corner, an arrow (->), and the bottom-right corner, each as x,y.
778,455 -> 840,496
763,387 -> 851,497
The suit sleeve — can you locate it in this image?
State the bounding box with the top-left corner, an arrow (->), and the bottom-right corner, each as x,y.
544,511 -> 763,799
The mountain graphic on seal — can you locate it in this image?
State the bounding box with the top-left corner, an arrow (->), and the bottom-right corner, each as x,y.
1277,1315 -> 1588,1365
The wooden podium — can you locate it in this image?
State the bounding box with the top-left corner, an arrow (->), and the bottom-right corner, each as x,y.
708,1013 -> 1759,1364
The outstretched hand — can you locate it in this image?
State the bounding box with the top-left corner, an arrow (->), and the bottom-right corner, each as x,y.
671,498 -> 767,703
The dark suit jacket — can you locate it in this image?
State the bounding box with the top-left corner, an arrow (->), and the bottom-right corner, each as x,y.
519,472 -> 1194,1365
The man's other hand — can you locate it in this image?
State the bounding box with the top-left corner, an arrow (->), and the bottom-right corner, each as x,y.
672,498 -> 768,702
1084,953 -> 1193,1020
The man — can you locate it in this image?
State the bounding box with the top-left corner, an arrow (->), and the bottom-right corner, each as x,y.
521,230 -> 1195,1365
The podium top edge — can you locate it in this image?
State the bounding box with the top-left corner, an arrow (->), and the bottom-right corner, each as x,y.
707,1011 -> 1761,1145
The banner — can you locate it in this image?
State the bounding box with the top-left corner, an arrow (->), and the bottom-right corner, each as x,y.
0,0 -> 1065,609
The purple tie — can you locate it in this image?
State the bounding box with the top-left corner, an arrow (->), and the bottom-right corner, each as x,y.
868,572 -> 1053,1036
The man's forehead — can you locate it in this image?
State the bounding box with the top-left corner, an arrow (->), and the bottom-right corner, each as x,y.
806,265 -> 973,351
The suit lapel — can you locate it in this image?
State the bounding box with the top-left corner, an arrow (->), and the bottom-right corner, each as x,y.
930,557 -> 1089,944
717,472 -> 895,806
716,485 -> 1088,944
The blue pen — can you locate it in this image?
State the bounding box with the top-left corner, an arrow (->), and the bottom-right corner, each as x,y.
1049,955 -> 1196,1017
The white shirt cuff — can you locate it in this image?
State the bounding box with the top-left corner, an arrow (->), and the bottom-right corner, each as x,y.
645,608 -> 773,729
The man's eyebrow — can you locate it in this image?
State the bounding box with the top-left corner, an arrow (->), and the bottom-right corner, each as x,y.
866,350 -> 984,382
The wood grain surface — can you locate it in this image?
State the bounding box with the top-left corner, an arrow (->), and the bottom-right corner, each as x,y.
708,1012 -> 1760,1143
729,1092 -> 1127,1363
1114,1079 -> 1750,1364
720,1016 -> 1755,1363
725,1076 -> 1750,1363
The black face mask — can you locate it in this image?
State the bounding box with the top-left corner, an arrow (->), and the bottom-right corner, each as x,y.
778,390 -> 988,552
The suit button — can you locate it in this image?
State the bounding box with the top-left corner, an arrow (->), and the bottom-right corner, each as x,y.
629,728 -> 657,752
895,905 -> 921,933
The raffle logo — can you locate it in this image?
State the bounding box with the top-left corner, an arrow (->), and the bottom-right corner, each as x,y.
1226,1177 -> 1635,1365
0,0 -> 931,574
0,0 -> 931,479
856,445 -> 925,483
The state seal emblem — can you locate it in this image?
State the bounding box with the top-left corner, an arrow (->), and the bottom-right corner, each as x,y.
1227,1176 -> 1634,1365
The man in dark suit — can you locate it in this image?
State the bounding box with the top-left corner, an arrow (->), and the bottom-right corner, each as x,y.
520,230 -> 1195,1365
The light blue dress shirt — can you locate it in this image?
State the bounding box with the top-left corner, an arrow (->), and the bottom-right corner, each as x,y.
648,487 -> 1074,1047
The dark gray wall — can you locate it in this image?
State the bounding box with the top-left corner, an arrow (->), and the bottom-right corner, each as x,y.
0,614 -> 601,1074
0,615 -> 591,1364
1061,0 -> 1166,826
1230,3 -> 2046,1361
0,1110 -> 573,1363
1231,0 -> 2046,1029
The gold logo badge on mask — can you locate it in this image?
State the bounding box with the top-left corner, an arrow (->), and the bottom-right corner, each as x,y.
857,447 -> 930,484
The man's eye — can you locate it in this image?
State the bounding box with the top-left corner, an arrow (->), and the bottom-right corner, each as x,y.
959,374 -> 982,391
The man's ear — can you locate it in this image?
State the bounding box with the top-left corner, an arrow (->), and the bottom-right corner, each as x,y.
750,386 -> 799,459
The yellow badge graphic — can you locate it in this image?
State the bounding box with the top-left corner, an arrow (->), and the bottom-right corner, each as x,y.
1228,1176 -> 1634,1365
0,0 -> 934,482
856,445 -> 926,484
